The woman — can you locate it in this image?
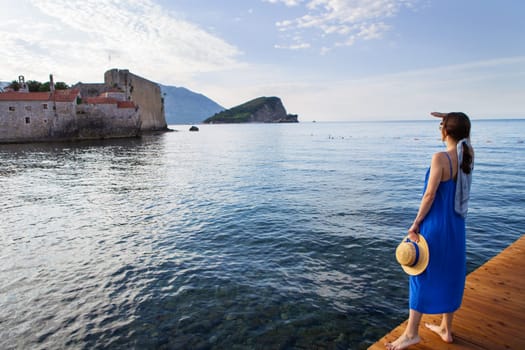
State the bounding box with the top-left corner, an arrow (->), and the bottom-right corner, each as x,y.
386,112 -> 474,350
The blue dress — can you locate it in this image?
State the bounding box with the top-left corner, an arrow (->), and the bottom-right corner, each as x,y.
409,153 -> 466,314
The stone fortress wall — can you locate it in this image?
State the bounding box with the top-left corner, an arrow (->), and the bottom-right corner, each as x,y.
0,98 -> 59,142
0,91 -> 141,143
104,69 -> 166,131
0,69 -> 166,143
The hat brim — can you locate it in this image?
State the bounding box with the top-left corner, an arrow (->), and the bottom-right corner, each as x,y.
400,234 -> 430,276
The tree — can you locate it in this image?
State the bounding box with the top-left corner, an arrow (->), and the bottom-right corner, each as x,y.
26,80 -> 42,92
8,80 -> 20,91
54,82 -> 69,90
6,79 -> 69,92
39,82 -> 50,92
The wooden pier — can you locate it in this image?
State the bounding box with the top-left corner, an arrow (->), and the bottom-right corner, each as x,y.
368,234 -> 525,350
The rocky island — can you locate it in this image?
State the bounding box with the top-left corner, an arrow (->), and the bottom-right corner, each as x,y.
203,97 -> 298,124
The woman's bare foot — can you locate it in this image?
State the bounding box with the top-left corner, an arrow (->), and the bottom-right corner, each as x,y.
384,333 -> 421,350
425,323 -> 453,343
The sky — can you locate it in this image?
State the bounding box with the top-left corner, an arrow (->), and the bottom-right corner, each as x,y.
1,0 -> 524,121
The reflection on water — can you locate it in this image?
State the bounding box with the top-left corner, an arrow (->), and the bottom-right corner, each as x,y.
1,121 -> 524,349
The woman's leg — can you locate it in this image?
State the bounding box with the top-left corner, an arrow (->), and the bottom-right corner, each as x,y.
385,309 -> 422,350
425,312 -> 454,343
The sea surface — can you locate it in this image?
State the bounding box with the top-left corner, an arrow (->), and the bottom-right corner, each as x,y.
1,120 -> 524,349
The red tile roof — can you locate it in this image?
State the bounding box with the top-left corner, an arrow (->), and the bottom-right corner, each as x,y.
0,89 -> 80,103
117,101 -> 136,109
53,88 -> 80,102
84,97 -> 119,104
84,97 -> 136,109
0,91 -> 51,101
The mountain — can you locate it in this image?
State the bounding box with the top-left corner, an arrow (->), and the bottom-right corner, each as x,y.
160,84 -> 224,125
203,96 -> 298,124
0,81 -> 9,91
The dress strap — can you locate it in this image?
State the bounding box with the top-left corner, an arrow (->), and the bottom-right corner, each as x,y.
444,152 -> 453,180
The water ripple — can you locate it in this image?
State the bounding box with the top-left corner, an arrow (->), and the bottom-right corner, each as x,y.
1,121 -> 523,349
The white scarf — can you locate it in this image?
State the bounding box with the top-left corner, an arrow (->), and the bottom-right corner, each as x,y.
455,138 -> 473,218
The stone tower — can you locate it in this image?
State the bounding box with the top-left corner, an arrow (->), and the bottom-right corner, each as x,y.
104,69 -> 167,131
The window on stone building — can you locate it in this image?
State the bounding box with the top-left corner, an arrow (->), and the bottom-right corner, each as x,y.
25,117 -> 30,124
43,103 -> 48,109
25,105 -> 31,111
9,106 -> 15,111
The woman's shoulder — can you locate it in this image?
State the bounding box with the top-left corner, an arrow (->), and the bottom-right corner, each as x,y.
430,151 -> 451,169
431,151 -> 448,162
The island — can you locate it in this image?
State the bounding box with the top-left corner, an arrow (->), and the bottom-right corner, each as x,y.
203,97 -> 298,124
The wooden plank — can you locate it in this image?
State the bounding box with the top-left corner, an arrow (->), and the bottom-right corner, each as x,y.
368,234 -> 525,350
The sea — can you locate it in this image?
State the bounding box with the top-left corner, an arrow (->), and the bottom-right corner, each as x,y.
1,120 -> 523,350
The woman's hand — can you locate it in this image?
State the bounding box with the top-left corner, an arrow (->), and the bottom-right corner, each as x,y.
408,223 -> 420,242
431,112 -> 447,118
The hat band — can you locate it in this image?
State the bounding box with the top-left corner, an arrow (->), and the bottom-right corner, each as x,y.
406,239 -> 420,267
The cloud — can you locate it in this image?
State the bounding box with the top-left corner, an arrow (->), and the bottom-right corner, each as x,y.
263,0 -> 303,6
202,55 -> 525,120
274,42 -> 311,50
269,0 -> 418,50
340,56 -> 525,119
0,0 -> 242,84
274,33 -> 311,50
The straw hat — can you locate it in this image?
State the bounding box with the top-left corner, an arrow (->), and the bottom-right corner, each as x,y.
395,235 -> 430,276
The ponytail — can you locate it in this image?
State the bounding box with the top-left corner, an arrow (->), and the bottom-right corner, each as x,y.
461,142 -> 473,174
443,113 -> 473,174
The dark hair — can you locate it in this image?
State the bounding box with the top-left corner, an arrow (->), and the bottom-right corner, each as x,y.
443,112 -> 473,174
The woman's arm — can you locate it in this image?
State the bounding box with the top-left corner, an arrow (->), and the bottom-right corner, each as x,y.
408,153 -> 443,241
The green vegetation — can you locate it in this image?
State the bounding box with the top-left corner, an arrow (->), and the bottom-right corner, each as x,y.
8,80 -> 69,92
8,80 -> 21,91
204,96 -> 282,124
